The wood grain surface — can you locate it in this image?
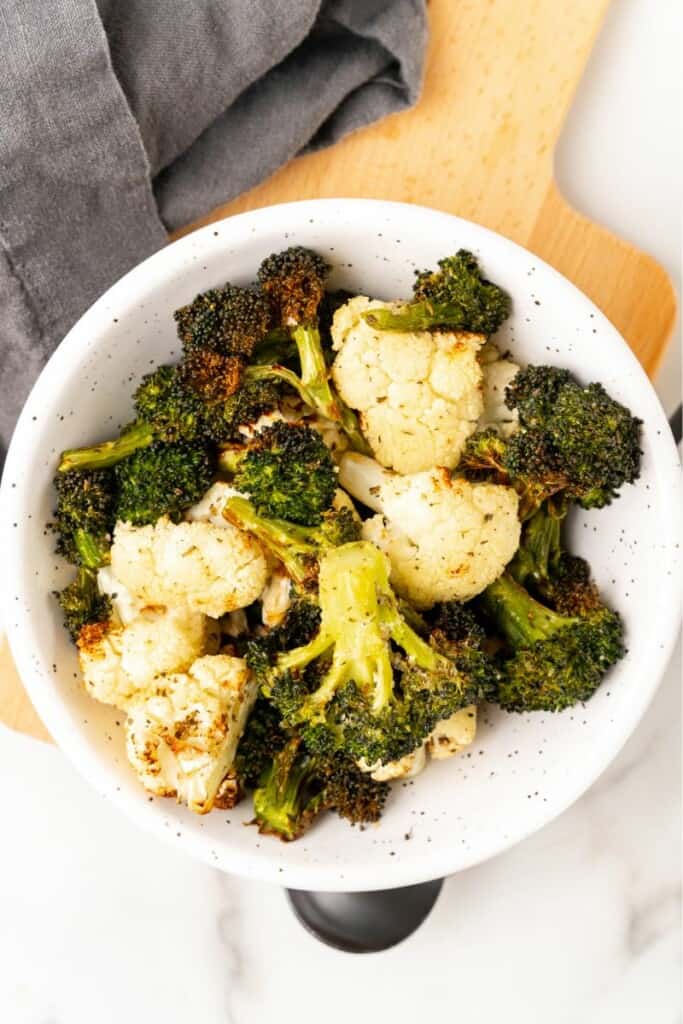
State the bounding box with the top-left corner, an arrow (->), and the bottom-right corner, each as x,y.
1,0 -> 677,743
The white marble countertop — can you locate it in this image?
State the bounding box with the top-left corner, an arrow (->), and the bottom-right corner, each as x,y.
1,2 -> 680,1021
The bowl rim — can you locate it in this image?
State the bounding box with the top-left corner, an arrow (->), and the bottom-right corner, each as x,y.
1,198 -> 680,891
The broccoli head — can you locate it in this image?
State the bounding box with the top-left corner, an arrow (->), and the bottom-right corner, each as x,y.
260,542 -> 497,766
174,283 -> 270,357
252,736 -> 388,841
258,246 -> 328,328
481,572 -> 624,713
114,441 -> 213,525
224,421 -> 337,526
234,698 -> 289,789
180,348 -> 244,401
505,366 -> 642,509
460,366 -> 642,514
362,249 -> 510,335
56,568 -> 112,642
58,366 -> 207,472
52,469 -> 116,566
224,495 -> 360,590
250,247 -> 370,454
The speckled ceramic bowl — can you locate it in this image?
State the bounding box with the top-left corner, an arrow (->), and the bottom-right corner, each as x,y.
1,200 -> 680,891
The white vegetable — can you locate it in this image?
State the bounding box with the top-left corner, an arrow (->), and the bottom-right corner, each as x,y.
96,566 -> 143,626
260,569 -> 292,628
185,481 -> 243,528
427,706 -> 477,760
125,654 -> 257,813
359,745 -> 428,782
78,606 -> 217,710
478,345 -> 520,438
111,515 -> 268,618
340,453 -> 520,608
331,296 -> 486,473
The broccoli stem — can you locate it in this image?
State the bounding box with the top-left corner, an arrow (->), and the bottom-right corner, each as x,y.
277,542 -> 448,717
277,542 -> 395,713
482,573 -> 575,648
223,496 -> 318,587
363,300 -> 467,333
251,328 -> 296,365
73,529 -> 110,570
508,503 -> 564,587
246,329 -> 371,455
59,421 -> 154,472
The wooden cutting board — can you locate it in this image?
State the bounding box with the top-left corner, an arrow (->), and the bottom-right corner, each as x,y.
1,0 -> 677,744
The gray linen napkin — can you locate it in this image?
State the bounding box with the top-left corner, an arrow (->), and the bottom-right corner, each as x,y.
0,0 -> 427,454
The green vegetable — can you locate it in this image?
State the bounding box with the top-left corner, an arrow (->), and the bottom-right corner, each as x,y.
362,250 -> 510,335
460,365 -> 642,515
251,246 -> 370,453
481,571 -> 623,713
222,421 -> 337,526
224,495 -> 360,590
256,542 -> 497,766
52,469 -> 116,566
56,568 -> 112,642
174,283 -> 271,357
114,442 -> 213,525
252,736 -> 388,841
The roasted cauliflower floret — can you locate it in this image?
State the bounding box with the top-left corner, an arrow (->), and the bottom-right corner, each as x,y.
478,343 -> 519,438
359,744 -> 427,782
339,453 -> 520,608
111,515 -> 268,618
125,654 -> 258,813
330,296 -> 486,473
77,606 -> 217,709
426,706 -> 477,759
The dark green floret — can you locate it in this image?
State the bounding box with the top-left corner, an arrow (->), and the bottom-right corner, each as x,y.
259,542 -> 497,766
224,495 -> 360,590
52,469 -> 116,566
252,736 -> 388,841
58,366 -> 207,472
222,421 -> 337,526
56,568 -> 112,642
460,365 -> 642,515
250,247 -> 370,453
362,249 -> 510,335
174,283 -> 271,357
481,571 -> 624,713
114,442 -> 213,525
234,699 -> 289,789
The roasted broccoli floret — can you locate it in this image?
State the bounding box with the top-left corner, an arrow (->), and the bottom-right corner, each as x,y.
258,542 -> 497,766
180,348 -> 244,401
220,421 -> 336,525
114,442 -> 214,525
58,366 -> 207,471
249,247 -> 370,453
56,568 -> 112,642
174,282 -> 270,358
505,366 -> 642,508
429,601 -> 502,694
362,250 -> 510,335
234,698 -> 289,789
252,736 -> 388,841
481,571 -> 624,713
52,469 -> 116,566
460,366 -> 642,515
224,495 -> 360,590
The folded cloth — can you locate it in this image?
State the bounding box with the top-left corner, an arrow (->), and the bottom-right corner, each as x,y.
0,0 -> 427,455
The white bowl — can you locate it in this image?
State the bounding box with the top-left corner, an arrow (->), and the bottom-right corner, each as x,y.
1,200 -> 680,891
